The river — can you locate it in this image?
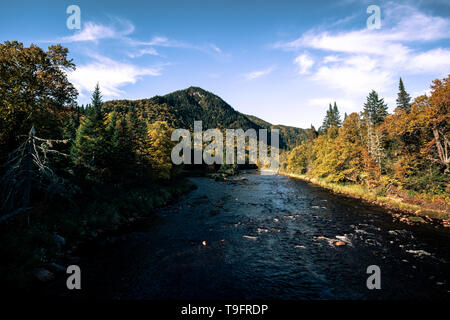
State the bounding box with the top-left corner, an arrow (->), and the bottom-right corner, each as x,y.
47,171 -> 450,300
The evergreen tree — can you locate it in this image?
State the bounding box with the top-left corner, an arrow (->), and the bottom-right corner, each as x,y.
320,104 -> 332,134
320,102 -> 341,134
126,105 -> 151,178
62,102 -> 80,143
363,90 -> 388,126
105,112 -> 135,181
331,102 -> 342,127
71,84 -> 107,171
396,77 -> 411,112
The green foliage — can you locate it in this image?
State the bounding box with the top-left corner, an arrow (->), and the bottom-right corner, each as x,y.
245,114 -> 313,149
319,102 -> 341,134
0,41 -> 77,160
71,84 -> 108,178
104,87 -> 310,151
396,78 -> 411,113
362,90 -> 388,126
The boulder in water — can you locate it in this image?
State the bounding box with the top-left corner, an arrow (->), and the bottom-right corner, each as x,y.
333,240 -> 346,247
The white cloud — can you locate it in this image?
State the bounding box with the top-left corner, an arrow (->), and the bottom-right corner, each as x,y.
128,48 -> 160,58
60,20 -> 134,43
135,36 -> 177,47
293,54 -> 314,74
274,3 -> 450,106
68,54 -> 161,98
408,48 -> 450,74
313,64 -> 393,95
323,55 -> 341,63
242,67 -> 275,80
276,4 -> 450,55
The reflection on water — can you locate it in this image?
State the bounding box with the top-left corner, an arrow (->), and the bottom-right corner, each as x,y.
48,171 -> 450,300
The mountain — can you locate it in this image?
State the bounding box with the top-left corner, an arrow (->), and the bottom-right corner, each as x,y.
103,87 -> 311,149
245,114 -> 312,149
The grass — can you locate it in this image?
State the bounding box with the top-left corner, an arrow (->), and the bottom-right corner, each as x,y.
281,172 -> 450,221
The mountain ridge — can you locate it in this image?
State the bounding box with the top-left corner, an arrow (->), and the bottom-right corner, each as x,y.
103,86 -> 312,149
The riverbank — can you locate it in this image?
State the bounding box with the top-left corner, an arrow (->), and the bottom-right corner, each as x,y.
0,178 -> 196,291
280,172 -> 450,225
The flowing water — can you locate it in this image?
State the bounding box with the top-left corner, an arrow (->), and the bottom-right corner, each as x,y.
48,171 -> 450,300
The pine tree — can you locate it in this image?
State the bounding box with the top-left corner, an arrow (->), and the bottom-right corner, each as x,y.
396,77 -> 411,112
71,84 -> 107,171
320,102 -> 341,134
363,90 -> 388,126
319,104 -> 332,134
331,102 -> 342,127
105,112 -> 135,181
126,105 -> 151,178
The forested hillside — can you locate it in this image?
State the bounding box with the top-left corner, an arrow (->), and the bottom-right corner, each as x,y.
246,114 -> 315,149
104,87 -> 311,150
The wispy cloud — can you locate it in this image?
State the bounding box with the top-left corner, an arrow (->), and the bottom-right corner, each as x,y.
128,48 -> 160,58
242,67 -> 275,80
58,20 -> 135,43
67,54 -> 162,98
134,36 -> 188,48
51,20 -> 225,59
132,36 -> 224,56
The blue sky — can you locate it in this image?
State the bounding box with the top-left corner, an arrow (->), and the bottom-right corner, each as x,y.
1,0 -> 449,128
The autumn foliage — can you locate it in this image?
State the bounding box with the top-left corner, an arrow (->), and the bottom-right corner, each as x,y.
284,76 -> 450,199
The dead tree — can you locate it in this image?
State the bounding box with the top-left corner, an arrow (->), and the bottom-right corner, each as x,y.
0,127 -> 72,222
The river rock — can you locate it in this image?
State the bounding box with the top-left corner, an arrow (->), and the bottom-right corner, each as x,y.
47,262 -> 65,273
52,233 -> 66,250
33,268 -> 55,282
333,240 -> 346,247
